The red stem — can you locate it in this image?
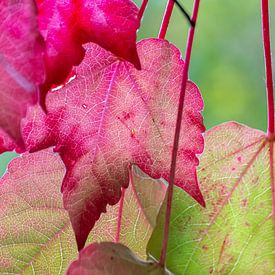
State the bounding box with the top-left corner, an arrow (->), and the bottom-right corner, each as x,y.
138,0 -> 149,21
262,0 -> 274,136
115,187 -> 125,243
269,142 -> 275,270
158,0 -> 175,39
159,0 -> 201,267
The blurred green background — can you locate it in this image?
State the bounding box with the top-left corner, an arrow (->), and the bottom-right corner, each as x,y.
1,0 -> 275,176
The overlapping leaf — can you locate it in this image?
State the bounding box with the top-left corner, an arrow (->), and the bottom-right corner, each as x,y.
91,166 -> 167,258
22,38 -> 205,250
0,150 -> 165,273
37,0 -> 141,103
67,242 -> 170,275
0,0 -> 45,152
148,122 -> 275,274
0,149 -> 75,274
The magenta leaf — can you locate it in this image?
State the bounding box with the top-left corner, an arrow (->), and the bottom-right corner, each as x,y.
0,0 -> 45,152
22,38 -> 205,250
67,242 -> 171,275
37,0 -> 141,103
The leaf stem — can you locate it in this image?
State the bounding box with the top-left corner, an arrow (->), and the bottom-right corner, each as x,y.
138,0 -> 149,21
159,0 -> 201,267
158,0 -> 175,39
262,0 -> 274,136
269,142 -> 275,271
115,187 -> 125,243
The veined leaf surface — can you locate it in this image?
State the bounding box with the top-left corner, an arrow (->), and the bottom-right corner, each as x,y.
0,151 -> 165,273
22,38 -> 205,250
148,122 -> 274,274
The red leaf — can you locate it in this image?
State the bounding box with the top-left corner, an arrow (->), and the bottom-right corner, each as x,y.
37,0 -> 141,103
22,38 -> 205,250
0,0 -> 45,151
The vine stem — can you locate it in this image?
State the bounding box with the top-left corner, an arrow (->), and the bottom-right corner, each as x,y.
262,0 -> 274,136
159,0 -> 175,39
115,187 -> 125,243
262,0 -> 275,269
159,0 -> 201,267
269,142 -> 275,271
138,0 -> 149,21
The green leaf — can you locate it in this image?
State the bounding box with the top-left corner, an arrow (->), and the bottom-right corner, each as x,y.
147,122 -> 274,274
0,150 -> 166,273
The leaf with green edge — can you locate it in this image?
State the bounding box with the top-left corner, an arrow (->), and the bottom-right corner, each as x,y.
67,242 -> 171,275
147,122 -> 275,274
0,151 -> 166,273
0,149 -> 77,274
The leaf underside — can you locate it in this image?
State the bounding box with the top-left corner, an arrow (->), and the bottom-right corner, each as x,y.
148,122 -> 275,275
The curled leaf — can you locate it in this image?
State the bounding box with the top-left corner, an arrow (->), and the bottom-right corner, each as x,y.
67,242 -> 171,275
37,0 -> 141,103
22,38 -> 205,250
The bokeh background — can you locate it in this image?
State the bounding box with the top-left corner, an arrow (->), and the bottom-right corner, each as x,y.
1,0 -> 275,176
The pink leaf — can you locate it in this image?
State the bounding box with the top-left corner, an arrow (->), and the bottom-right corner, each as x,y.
22,38 -> 205,250
0,0 -> 45,151
67,242 -> 170,275
36,0 -> 141,103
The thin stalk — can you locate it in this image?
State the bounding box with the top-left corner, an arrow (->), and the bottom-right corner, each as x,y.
159,0 -> 201,267
262,0 -> 274,136
138,0 -> 149,21
269,142 -> 275,270
115,187 -> 125,243
159,0 -> 175,39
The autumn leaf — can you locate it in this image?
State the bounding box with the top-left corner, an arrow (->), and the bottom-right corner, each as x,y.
0,0 -> 141,150
0,149 -> 77,274
0,0 -> 45,152
22,38 -> 205,250
0,150 -> 165,273
147,122 -> 275,274
67,242 -> 171,275
36,0 -> 141,103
